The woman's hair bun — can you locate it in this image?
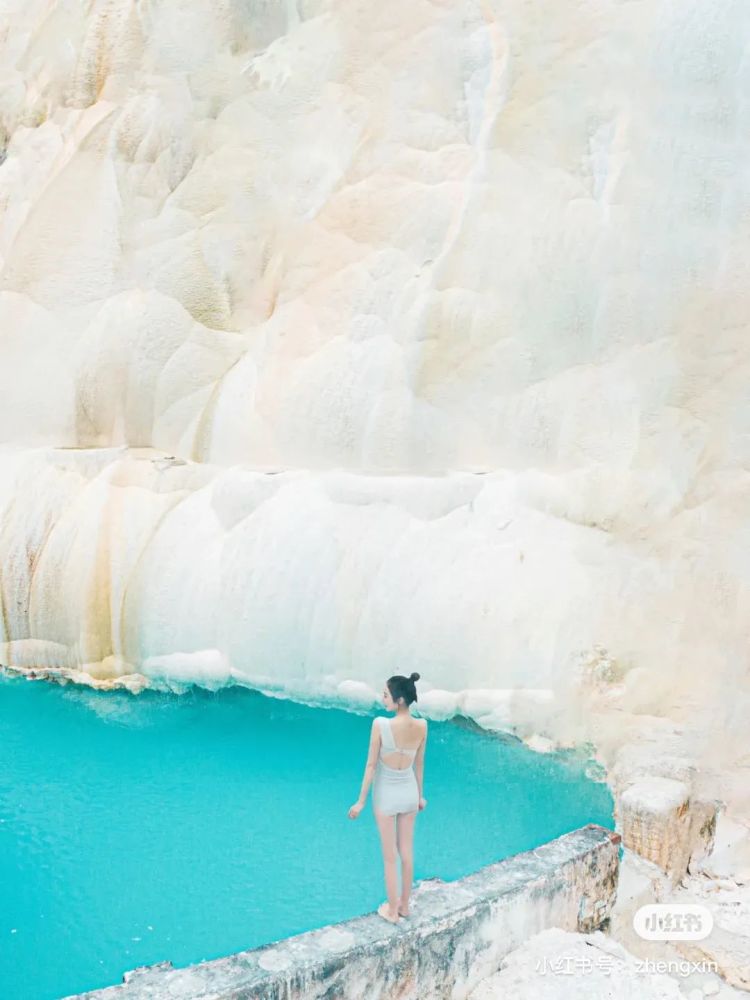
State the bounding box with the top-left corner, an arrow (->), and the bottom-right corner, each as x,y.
410,672 -> 420,683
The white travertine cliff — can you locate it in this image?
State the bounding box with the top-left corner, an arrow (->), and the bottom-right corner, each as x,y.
1,0 -> 749,989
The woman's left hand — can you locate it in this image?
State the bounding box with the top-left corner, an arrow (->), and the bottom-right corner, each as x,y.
348,801 -> 364,819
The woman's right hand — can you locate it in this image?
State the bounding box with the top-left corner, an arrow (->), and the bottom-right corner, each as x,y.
418,797 -> 427,811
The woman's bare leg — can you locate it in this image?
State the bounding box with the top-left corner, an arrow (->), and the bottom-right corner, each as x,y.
374,809 -> 400,920
396,811 -> 417,914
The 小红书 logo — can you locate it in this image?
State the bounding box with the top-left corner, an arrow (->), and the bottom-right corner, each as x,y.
633,903 -> 713,941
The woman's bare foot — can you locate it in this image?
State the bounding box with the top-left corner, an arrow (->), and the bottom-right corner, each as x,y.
377,901 -> 400,924
398,903 -> 410,917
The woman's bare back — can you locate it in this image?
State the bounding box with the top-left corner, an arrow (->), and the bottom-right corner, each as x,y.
380,716 -> 427,770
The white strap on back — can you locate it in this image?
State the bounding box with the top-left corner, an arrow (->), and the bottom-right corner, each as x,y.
380,716 -> 416,756
379,716 -> 395,751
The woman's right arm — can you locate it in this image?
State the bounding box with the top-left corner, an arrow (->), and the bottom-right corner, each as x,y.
355,718 -> 380,806
414,720 -> 428,798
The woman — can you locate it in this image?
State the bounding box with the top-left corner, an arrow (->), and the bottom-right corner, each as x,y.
348,672 -> 428,924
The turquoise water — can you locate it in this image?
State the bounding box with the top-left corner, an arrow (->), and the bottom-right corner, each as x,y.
0,672 -> 613,1000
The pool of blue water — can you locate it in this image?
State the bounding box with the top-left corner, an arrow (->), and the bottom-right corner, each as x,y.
0,671 -> 613,999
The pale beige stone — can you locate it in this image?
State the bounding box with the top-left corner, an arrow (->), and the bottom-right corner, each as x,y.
616,778 -> 717,884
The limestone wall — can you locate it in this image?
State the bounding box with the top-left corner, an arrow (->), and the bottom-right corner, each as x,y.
0,1 -> 748,817
1,0 -> 748,925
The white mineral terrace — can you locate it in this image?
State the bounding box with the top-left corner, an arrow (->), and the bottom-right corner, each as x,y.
1,0 -> 749,995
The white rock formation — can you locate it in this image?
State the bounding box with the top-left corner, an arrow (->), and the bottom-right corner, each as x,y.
607,847 -> 750,996
669,872 -> 750,990
467,924 -> 744,1000
1,0 -> 749,992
